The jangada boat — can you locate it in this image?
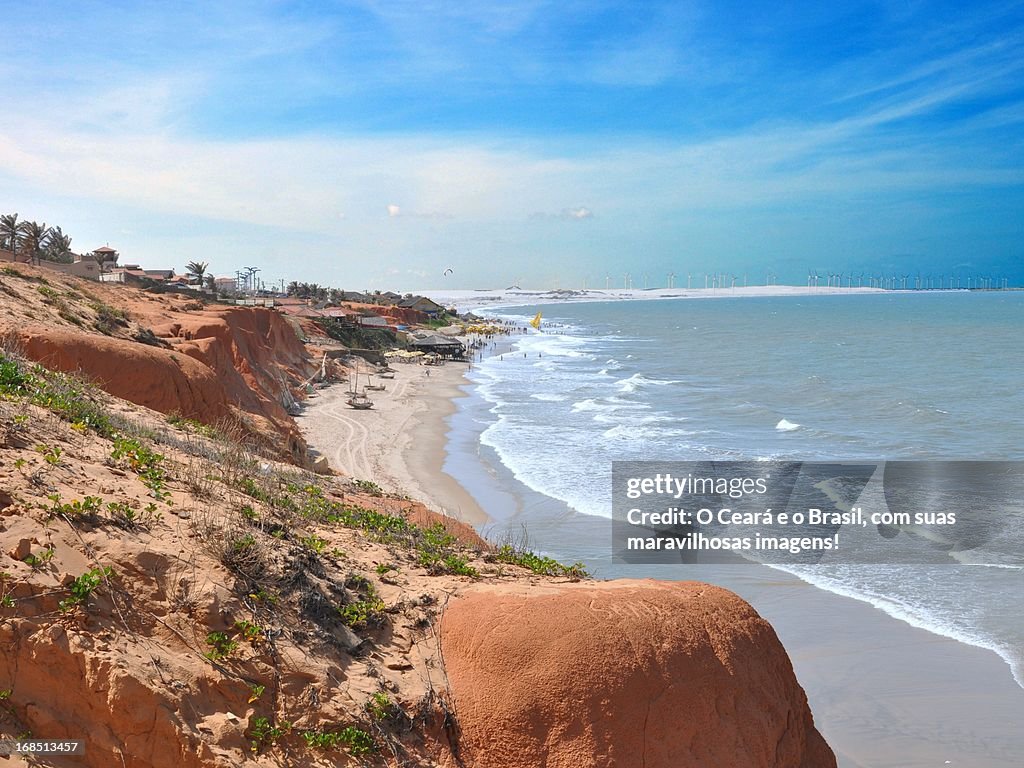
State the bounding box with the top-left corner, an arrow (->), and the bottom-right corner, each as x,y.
365,383 -> 386,392
378,371 -> 395,379
346,361 -> 375,409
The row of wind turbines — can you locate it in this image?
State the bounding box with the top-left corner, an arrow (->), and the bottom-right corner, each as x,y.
805,272 -> 1011,290
582,271 -> 1012,291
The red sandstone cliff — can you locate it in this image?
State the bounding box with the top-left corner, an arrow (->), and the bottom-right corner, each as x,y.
440,580 -> 836,768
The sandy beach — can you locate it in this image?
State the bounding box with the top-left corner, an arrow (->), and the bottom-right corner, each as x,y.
296,357 -> 490,527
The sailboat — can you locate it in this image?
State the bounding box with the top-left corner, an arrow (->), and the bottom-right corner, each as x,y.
346,361 -> 374,409
529,311 -> 542,330
365,368 -> 386,392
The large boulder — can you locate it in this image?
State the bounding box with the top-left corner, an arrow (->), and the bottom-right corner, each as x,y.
440,579 -> 835,768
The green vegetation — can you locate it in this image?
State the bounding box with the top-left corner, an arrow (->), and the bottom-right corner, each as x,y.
416,525 -> 477,576
338,579 -> 386,630
301,725 -> 375,755
167,413 -> 219,438
248,587 -> 279,605
237,476 -> 272,503
58,567 -> 114,612
35,443 -> 62,465
316,318 -> 397,350
1,213 -> 77,265
90,300 -> 128,335
234,619 -> 263,644
204,631 -> 239,661
494,544 -> 589,579
242,481 -> 481,579
351,478 -> 383,496
48,493 -> 103,520
0,353 -> 113,436
300,533 -> 328,554
22,545 -> 55,569
422,313 -> 456,328
110,436 -> 170,502
34,284 -> 83,326
0,572 -> 15,608
231,533 -> 257,552
248,716 -> 291,753
365,691 -> 394,721
105,500 -> 160,530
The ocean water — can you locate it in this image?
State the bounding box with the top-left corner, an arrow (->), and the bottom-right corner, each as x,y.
459,292 -> 1024,687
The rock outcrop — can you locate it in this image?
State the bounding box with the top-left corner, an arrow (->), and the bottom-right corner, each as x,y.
440,579 -> 836,768
15,328 -> 233,426
155,307 -> 313,458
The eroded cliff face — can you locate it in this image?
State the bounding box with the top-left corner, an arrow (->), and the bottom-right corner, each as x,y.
15,329 -> 234,427
0,268 -> 315,463
440,580 -> 836,768
153,307 -> 313,460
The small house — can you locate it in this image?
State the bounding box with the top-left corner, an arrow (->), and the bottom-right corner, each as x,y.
398,296 -> 446,317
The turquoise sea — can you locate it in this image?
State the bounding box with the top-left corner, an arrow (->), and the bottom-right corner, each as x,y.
447,292 -> 1024,689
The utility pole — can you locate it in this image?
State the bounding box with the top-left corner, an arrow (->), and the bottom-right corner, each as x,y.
245,266 -> 260,296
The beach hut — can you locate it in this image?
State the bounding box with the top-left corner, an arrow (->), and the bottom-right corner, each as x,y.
409,334 -> 465,360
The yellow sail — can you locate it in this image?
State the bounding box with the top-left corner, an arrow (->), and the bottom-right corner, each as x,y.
529,311 -> 542,330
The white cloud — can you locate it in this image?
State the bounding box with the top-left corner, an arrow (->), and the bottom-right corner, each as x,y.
387,203 -> 401,217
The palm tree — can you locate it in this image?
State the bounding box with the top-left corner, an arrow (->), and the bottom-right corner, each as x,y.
185,260 -> 209,285
0,213 -> 27,260
205,274 -> 216,291
20,221 -> 51,266
44,226 -> 73,263
91,248 -> 117,273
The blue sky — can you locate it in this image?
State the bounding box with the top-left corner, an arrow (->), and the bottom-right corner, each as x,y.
1,1 -> 1022,289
